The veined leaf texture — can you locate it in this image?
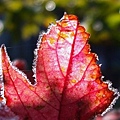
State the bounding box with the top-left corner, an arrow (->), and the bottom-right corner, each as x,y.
0,14 -> 118,120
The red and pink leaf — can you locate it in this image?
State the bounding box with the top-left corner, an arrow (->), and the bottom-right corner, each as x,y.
0,14 -> 118,120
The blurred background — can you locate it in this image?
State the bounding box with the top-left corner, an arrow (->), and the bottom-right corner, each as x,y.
0,0 -> 120,107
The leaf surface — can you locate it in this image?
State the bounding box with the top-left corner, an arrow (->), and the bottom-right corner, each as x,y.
0,14 -> 118,120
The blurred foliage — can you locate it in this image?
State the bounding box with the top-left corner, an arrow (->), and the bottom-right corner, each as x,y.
0,0 -> 120,44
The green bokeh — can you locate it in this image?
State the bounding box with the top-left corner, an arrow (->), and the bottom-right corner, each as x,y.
0,0 -> 119,44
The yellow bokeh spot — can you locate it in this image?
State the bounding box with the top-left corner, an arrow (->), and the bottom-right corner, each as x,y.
22,24 -> 39,39
6,1 -> 23,11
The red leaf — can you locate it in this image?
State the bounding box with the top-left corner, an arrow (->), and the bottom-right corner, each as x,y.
0,14 -> 118,120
